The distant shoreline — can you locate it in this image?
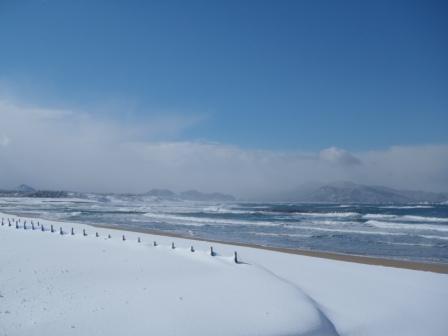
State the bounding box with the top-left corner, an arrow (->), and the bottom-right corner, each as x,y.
92,223 -> 448,274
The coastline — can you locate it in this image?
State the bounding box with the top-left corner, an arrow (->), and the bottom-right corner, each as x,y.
92,223 -> 448,274
4,213 -> 448,335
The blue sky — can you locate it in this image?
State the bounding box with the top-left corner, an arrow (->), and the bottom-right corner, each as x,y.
1,1 -> 448,194
1,0 -> 447,151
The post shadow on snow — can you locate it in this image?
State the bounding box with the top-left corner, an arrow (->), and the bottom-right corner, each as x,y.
158,241 -> 247,265
234,251 -> 250,265
1,217 -> 14,227
185,244 -> 248,265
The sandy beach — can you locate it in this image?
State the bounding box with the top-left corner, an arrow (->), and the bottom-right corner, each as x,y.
93,223 -> 448,274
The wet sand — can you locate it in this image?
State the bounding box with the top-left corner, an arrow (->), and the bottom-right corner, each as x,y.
93,223 -> 448,275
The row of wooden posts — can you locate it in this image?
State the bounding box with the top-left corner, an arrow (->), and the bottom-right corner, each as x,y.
1,217 -> 240,263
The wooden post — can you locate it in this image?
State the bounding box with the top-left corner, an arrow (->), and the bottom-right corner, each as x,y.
190,246 -> 195,252
96,232 -> 99,238
41,224 -> 45,232
153,241 -> 157,247
83,229 -> 87,236
15,222 -> 18,229
210,246 -> 215,256
32,222 -> 35,230
122,234 -> 126,241
24,222 -> 27,230
71,228 -> 74,235
171,242 -> 175,249
51,225 -> 54,233
108,234 -> 111,239
234,251 -> 238,264
138,237 -> 141,243
59,227 -> 63,235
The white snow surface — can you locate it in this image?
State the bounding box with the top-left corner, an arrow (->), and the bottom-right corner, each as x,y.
0,212 -> 447,336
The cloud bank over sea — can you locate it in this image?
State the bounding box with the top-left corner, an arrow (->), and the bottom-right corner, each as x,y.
1,99 -> 447,197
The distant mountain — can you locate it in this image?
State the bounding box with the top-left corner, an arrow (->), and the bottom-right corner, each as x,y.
0,185 -> 236,202
4,182 -> 444,204
179,190 -> 236,202
16,184 -> 35,192
145,189 -> 235,202
273,181 -> 448,204
145,189 -> 176,198
0,185 -> 68,198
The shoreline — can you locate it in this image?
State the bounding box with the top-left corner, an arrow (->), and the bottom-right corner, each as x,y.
92,223 -> 448,274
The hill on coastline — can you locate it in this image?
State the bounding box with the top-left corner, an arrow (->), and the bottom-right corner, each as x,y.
271,181 -> 448,204
1,182 -> 447,204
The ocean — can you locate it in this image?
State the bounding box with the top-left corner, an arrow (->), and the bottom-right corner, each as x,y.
1,196 -> 447,263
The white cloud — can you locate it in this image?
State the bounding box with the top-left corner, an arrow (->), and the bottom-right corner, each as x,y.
0,99 -> 447,197
319,147 -> 362,166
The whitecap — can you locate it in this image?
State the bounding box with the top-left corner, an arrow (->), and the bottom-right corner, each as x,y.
366,220 -> 448,232
379,205 -> 433,209
143,212 -> 280,227
284,225 -> 406,236
251,232 -> 312,238
419,235 -> 448,241
363,214 -> 448,223
294,212 -> 360,218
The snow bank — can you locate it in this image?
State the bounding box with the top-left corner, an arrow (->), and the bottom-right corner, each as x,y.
1,212 -> 448,336
0,213 -> 336,336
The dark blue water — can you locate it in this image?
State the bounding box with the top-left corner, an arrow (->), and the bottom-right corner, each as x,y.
1,196 -> 447,263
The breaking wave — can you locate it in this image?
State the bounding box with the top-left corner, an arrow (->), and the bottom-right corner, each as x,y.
419,235 -> 448,241
379,205 -> 433,209
366,220 -> 448,232
143,212 -> 281,227
294,212 -> 360,218
363,214 -> 448,223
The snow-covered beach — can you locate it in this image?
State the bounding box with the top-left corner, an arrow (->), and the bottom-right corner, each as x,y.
1,212 -> 448,336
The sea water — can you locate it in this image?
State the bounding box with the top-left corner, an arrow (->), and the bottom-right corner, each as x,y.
1,196 -> 447,263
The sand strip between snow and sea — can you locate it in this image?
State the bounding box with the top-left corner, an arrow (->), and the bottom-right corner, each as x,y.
92,223 -> 448,274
